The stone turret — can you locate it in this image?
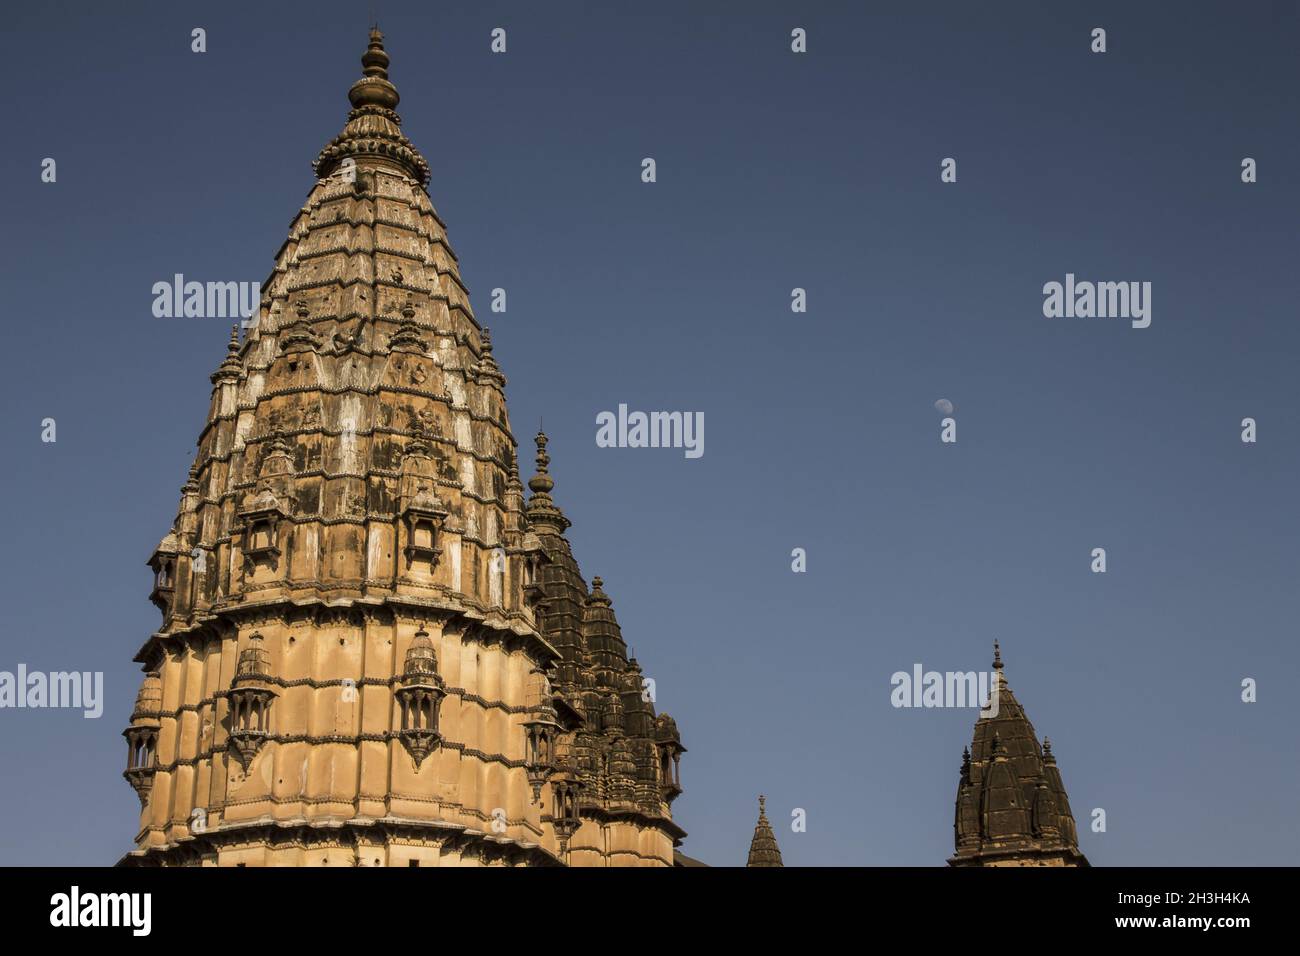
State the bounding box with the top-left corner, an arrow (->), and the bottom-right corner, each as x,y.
523,432 -> 687,865
949,643 -> 1088,867
119,28 -> 685,868
746,795 -> 784,867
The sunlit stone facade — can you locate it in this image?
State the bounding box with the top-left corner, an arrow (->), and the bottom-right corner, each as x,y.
120,29 -> 685,867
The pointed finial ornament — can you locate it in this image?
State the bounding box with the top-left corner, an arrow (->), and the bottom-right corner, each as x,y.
362,27 -> 390,79
587,575 -> 611,606
1043,737 -> 1053,756
529,431 -> 553,494
314,27 -> 431,186
212,325 -> 244,383
758,794 -> 767,818
525,430 -> 570,531
350,27 -> 398,108
992,640 -> 1003,670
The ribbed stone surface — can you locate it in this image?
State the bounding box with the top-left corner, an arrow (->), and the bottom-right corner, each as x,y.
121,28 -> 684,868
950,645 -> 1087,867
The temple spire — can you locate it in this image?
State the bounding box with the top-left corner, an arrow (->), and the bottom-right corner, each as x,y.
123,24 -> 687,868
948,645 -> 1088,867
526,430 -> 570,531
746,795 -> 784,867
314,28 -> 430,187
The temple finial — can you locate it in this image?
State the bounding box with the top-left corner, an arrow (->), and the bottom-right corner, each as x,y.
746,793 -> 783,866
525,428 -> 570,531
348,27 -> 399,110
992,640 -> 1003,671
529,431 -> 553,494
362,27 -> 390,80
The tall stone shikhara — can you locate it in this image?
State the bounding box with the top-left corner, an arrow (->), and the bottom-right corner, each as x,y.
949,643 -> 1087,867
121,29 -> 685,867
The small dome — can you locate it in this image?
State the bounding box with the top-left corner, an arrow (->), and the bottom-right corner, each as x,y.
403,628 -> 438,678
235,634 -> 272,679
131,672 -> 163,722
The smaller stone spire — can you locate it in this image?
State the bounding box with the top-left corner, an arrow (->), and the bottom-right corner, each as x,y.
746,794 -> 784,867
211,326 -> 243,384
950,647 -> 1088,867
472,328 -> 506,389
526,430 -> 570,532
502,454 -> 526,536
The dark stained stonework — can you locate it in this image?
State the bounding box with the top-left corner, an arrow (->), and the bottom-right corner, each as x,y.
949,643 -> 1088,867
525,434 -> 687,846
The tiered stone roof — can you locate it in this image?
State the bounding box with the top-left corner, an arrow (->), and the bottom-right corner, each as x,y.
525,432 -> 686,841
949,644 -> 1088,867
746,795 -> 784,867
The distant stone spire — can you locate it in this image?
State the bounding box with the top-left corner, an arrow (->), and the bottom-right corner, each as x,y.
948,644 -> 1088,867
746,795 -> 784,867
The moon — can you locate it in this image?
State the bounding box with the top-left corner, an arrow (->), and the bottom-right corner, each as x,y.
934,399 -> 954,415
